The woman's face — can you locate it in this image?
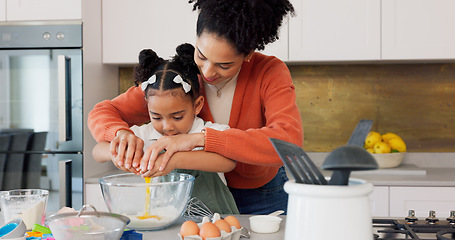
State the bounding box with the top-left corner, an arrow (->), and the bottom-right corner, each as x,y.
194,31 -> 251,85
146,90 -> 203,136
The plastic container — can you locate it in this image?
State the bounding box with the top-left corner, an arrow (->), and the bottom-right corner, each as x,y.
99,173 -> 194,231
0,189 -> 48,230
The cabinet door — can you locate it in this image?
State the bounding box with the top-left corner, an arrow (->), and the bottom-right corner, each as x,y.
382,0 -> 455,60
259,17 -> 289,61
288,0 -> 380,62
0,0 -> 5,21
6,0 -> 81,21
389,186 -> 455,218
102,0 -> 197,64
369,186 -> 389,217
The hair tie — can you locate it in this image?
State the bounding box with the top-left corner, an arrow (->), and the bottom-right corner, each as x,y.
141,75 -> 157,91
173,75 -> 191,93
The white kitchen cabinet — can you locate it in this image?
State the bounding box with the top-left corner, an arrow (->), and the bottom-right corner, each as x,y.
382,0 -> 455,60
288,0 -> 380,62
6,0 -> 81,21
85,183 -> 109,212
258,18 -> 289,61
369,186 -> 389,217
102,0 -> 198,65
0,0 -> 5,21
389,186 -> 455,218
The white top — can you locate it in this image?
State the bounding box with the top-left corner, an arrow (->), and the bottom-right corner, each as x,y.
130,117 -> 230,184
204,72 -> 239,125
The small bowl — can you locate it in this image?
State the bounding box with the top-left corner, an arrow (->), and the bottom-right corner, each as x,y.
372,152 -> 406,168
249,215 -> 282,234
0,219 -> 26,239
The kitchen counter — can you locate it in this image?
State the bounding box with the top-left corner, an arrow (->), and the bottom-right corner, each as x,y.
86,164 -> 455,187
136,215 -> 286,240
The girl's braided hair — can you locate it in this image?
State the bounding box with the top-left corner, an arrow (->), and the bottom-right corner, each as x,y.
190,0 -> 295,56
134,43 -> 200,101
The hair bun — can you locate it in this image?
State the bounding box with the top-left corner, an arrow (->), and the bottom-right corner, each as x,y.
138,49 -> 162,67
174,43 -> 198,76
134,49 -> 165,85
176,43 -> 195,60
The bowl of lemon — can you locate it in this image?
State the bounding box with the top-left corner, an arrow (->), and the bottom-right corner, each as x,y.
364,132 -> 406,168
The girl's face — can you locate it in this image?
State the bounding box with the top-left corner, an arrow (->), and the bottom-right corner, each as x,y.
146,89 -> 204,136
194,31 -> 252,85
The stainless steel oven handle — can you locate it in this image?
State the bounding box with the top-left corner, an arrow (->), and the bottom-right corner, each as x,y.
58,55 -> 73,142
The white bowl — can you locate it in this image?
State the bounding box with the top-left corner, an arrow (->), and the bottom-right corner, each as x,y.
249,215 -> 282,233
372,152 -> 406,168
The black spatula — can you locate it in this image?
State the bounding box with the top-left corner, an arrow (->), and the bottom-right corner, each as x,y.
270,138 -> 327,185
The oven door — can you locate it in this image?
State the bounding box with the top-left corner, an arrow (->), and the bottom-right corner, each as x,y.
0,48 -> 83,213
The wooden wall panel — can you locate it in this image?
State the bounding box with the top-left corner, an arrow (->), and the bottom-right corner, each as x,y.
120,63 -> 455,152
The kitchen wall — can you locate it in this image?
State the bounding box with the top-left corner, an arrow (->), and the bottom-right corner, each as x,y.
119,63 -> 455,153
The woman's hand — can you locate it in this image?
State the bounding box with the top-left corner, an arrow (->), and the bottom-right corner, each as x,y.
110,129 -> 145,170
139,133 -> 205,173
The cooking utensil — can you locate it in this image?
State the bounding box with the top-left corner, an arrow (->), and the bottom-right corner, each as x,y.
322,145 -> 378,185
99,173 -> 194,231
346,119 -> 373,146
270,138 -> 327,185
46,205 -> 129,240
268,210 -> 284,217
322,119 -> 375,185
183,197 -> 213,221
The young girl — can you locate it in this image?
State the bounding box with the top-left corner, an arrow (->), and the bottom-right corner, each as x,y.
92,43 -> 239,214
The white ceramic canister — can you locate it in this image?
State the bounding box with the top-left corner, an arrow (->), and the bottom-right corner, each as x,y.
284,178 -> 374,240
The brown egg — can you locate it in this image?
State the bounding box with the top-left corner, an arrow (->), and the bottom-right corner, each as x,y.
180,220 -> 199,238
224,215 -> 241,229
199,222 -> 221,240
214,219 -> 232,233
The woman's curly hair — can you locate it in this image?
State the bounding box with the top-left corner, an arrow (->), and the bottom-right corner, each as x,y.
190,0 -> 295,56
134,43 -> 200,101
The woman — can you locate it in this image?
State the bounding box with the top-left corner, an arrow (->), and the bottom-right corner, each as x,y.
88,0 -> 302,215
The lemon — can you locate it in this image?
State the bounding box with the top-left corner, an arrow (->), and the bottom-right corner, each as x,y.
364,131 -> 382,149
388,137 -> 407,152
366,148 -> 375,154
381,132 -> 402,143
373,142 -> 391,154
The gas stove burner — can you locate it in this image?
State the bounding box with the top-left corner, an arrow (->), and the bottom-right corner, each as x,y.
374,210 -> 455,240
437,229 -> 455,240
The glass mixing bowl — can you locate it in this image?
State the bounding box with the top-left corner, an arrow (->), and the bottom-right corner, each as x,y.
99,173 -> 194,231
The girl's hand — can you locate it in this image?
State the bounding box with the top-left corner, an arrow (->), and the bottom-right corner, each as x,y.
110,130 -> 145,170
139,133 -> 204,173
141,154 -> 177,178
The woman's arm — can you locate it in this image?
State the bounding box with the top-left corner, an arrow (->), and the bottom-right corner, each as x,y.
141,151 -> 236,177
87,86 -> 149,142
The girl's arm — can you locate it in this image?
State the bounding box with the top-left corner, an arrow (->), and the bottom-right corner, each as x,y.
141,151 -> 236,177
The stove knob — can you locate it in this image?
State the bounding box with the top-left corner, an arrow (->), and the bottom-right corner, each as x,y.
405,210 -> 418,223
447,210 -> 455,224
425,210 -> 439,224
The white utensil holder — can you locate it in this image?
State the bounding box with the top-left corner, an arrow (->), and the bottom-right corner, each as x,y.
284,178 -> 374,240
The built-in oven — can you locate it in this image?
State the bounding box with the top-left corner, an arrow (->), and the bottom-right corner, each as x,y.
0,22 -> 83,216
